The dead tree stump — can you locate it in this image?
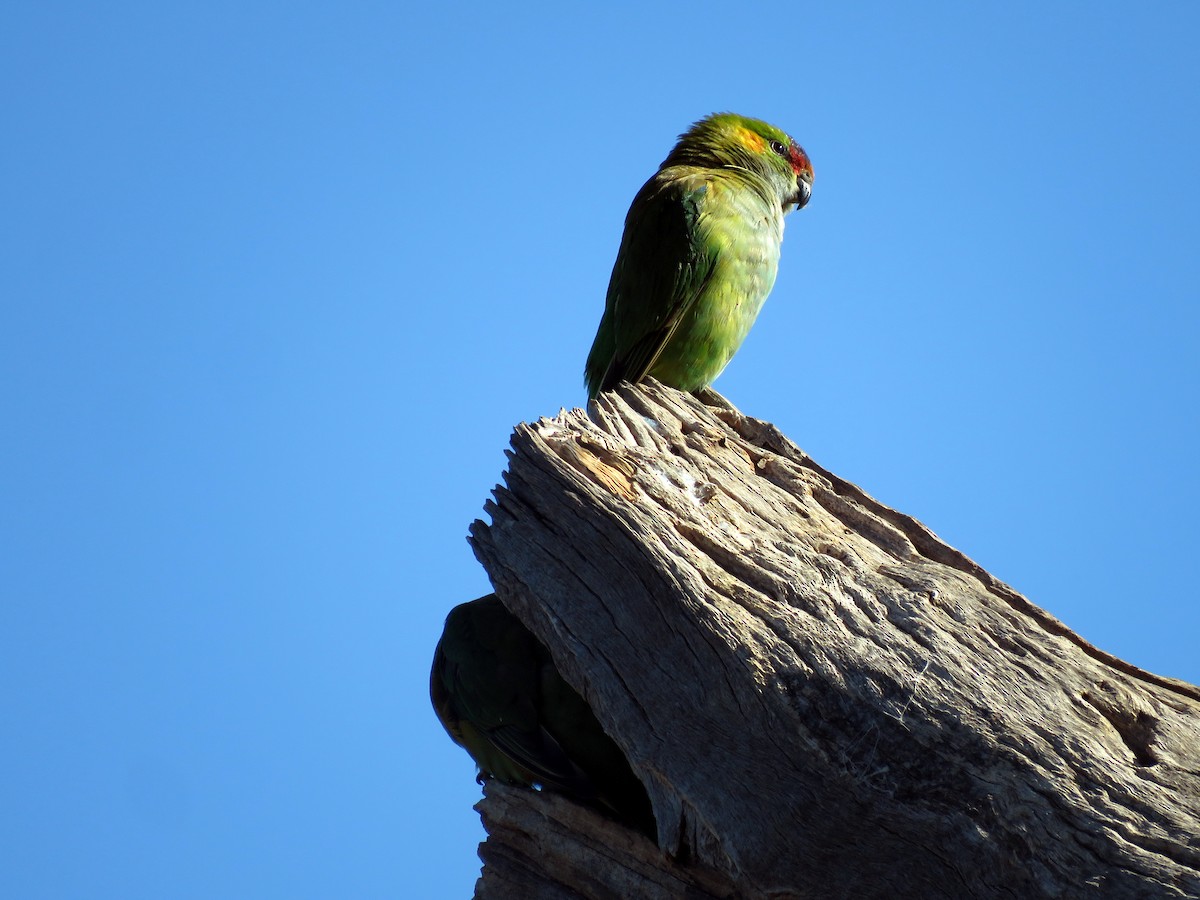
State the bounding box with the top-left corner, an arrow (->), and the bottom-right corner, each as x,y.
466,380 -> 1200,899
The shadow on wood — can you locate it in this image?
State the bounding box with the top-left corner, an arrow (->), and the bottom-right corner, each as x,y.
466,380 -> 1200,899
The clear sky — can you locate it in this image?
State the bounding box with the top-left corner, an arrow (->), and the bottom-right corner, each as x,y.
2,2 -> 1197,897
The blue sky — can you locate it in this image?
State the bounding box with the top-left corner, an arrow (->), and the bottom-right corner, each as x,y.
2,3 -> 1197,897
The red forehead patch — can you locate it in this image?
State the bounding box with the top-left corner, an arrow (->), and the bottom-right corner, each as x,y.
789,144 -> 812,176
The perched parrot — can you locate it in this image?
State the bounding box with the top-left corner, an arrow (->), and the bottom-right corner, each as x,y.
585,112 -> 813,399
430,594 -> 654,835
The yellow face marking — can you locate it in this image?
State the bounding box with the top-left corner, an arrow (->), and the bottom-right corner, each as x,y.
736,127 -> 766,153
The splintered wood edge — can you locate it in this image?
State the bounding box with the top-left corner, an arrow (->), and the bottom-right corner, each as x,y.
617,380 -> 1200,703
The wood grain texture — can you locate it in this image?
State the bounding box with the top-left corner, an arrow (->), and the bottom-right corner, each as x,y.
475,782 -> 735,899
467,380 -> 1200,899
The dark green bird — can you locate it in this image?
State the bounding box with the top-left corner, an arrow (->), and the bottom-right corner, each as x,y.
431,594 -> 654,835
585,112 -> 813,399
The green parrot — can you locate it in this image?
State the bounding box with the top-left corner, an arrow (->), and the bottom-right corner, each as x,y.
585,112 -> 813,399
430,594 -> 654,835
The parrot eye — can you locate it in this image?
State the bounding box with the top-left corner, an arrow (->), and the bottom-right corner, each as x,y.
769,140 -> 788,157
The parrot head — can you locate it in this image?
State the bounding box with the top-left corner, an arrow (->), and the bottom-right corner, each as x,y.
662,112 -> 813,212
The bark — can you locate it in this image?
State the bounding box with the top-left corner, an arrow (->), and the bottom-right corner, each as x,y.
466,380 -> 1200,899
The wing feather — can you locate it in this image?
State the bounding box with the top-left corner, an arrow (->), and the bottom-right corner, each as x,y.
590,172 -> 716,395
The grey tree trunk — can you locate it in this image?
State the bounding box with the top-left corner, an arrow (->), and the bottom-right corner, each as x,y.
467,381 -> 1200,899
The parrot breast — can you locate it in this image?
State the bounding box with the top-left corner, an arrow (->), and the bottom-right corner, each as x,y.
646,178 -> 784,391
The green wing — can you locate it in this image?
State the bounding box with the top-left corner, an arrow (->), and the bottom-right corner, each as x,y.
586,172 -> 716,398
431,595 -> 594,794
431,595 -> 656,834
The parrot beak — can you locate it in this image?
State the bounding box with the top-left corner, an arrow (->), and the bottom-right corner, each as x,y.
791,170 -> 813,211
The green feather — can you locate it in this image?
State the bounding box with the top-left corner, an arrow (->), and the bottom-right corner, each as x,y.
585,113 -> 813,399
431,594 -> 654,835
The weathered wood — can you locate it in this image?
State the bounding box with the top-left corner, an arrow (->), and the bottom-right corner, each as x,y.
468,380 -> 1200,899
474,782 -> 736,899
